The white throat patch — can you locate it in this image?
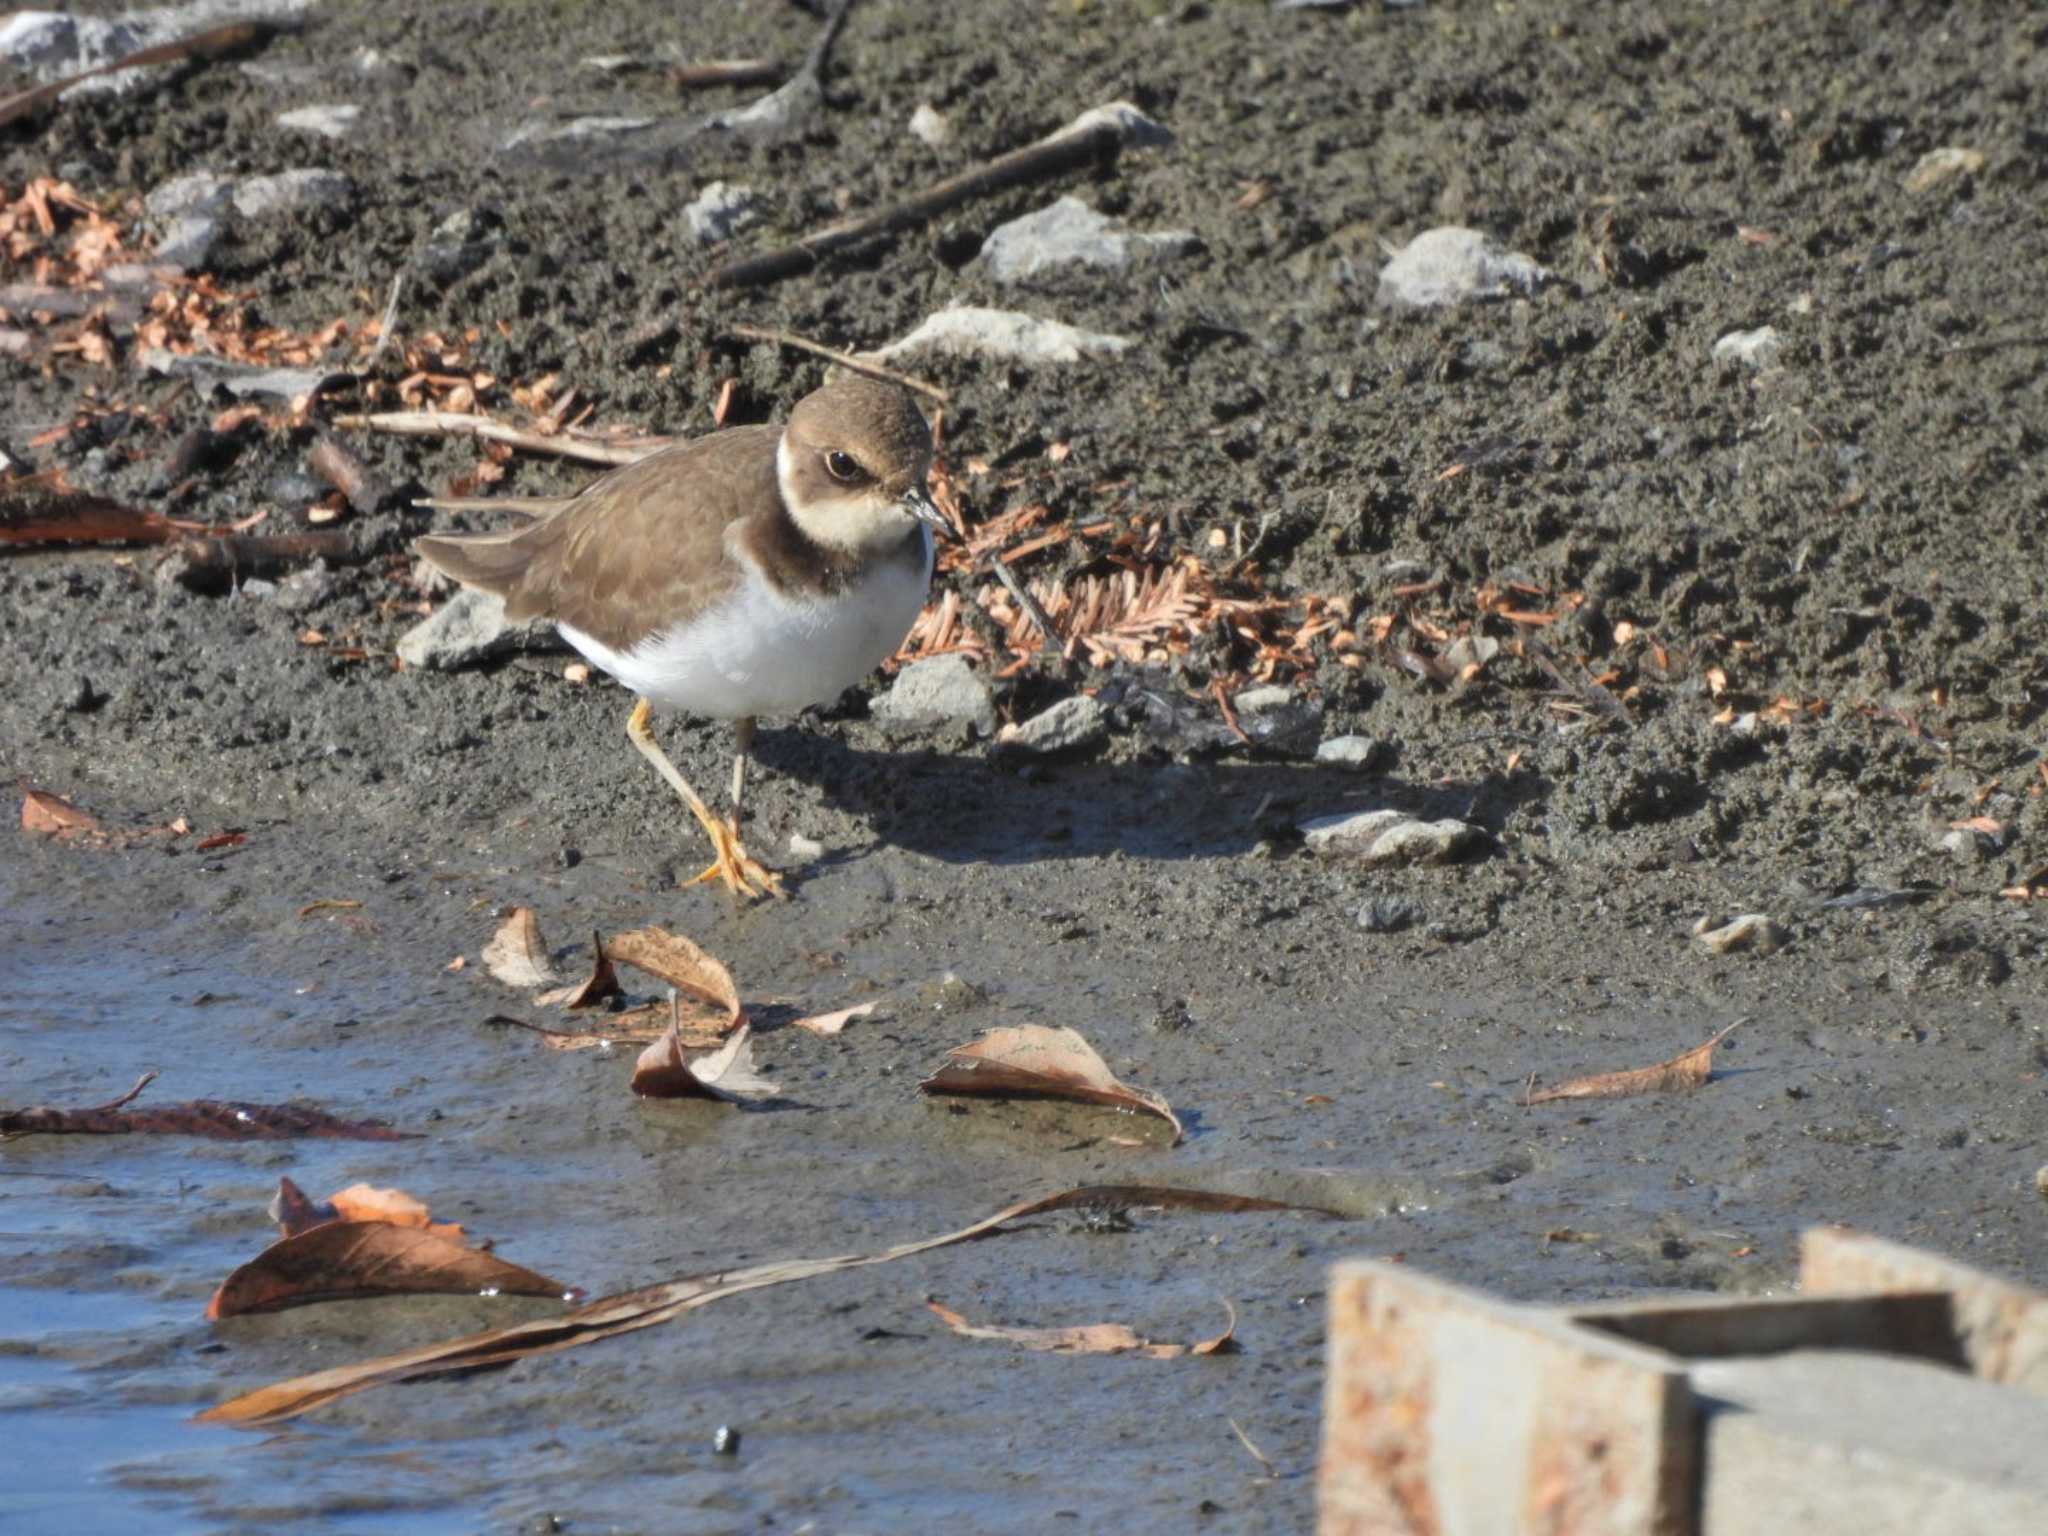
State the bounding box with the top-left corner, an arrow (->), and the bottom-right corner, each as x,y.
776,435 -> 903,554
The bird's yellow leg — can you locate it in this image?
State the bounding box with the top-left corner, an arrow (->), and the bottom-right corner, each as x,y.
625,699 -> 785,901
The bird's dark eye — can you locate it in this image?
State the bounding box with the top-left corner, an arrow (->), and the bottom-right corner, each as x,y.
824,450 -> 863,483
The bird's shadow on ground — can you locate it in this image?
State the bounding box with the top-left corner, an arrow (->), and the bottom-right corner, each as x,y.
747,725 -> 1547,868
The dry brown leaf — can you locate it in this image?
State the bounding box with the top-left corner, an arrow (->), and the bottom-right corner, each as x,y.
920,1025 -> 1183,1144
534,932 -> 622,1009
791,1001 -> 878,1036
1,1072 -> 415,1141
604,925 -> 742,1034
269,1176 -> 466,1242
195,1184 -> 1333,1426
927,1298 -> 1237,1358
631,1020 -> 779,1102
1522,1021 -> 1744,1105
206,1215 -> 568,1319
483,907 -> 558,989
20,789 -> 101,837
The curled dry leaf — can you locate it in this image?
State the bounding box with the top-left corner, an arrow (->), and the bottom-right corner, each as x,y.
482,906 -> 559,989
632,1021 -> 780,1102
927,1298 -> 1237,1358
534,932 -> 622,1010
20,789 -> 102,837
207,1181 -> 570,1319
196,1184 -> 1333,1427
604,925 -> 743,1034
920,1025 -> 1183,1145
1522,1020 -> 1745,1106
0,1072 -> 416,1141
269,1175 -> 468,1242
791,1000 -> 878,1036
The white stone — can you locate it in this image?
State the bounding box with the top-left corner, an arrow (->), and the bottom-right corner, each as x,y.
146,171 -> 235,221
685,181 -> 760,246
1904,146 -> 1985,195
871,654 -> 997,737
233,170 -> 352,220
980,196 -> 1196,283
1714,326 -> 1784,371
1301,810 -> 1482,864
908,102 -> 950,147
870,305 -> 1132,366
1694,913 -> 1789,955
1316,735 -> 1384,770
398,589 -> 560,671
276,104 -> 361,141
1233,684 -> 1295,715
996,695 -> 1109,756
152,215 -> 219,269
1377,226 -> 1550,308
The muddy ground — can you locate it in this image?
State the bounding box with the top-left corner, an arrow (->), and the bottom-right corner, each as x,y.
4,1 -> 2047,1531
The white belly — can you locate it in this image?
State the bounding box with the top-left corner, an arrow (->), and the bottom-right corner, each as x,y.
558,536 -> 932,720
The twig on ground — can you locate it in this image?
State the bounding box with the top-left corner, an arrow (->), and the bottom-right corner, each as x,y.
331,411 -> 667,467
669,59 -> 787,92
0,21 -> 282,130
728,324 -> 949,402
307,431 -> 392,515
990,560 -> 1060,656
706,101 -> 1163,290
1523,637 -> 1632,727
1228,1418 -> 1279,1480
354,272 -> 406,379
166,530 -> 356,578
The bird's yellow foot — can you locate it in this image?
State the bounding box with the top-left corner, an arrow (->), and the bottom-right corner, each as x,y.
686,810 -> 787,902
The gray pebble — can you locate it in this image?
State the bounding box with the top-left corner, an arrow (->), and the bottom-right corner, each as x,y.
871,655 -> 997,739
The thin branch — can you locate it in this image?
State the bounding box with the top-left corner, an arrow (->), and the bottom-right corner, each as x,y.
706,102 -> 1162,291
354,271 -> 406,379
1228,1419 -> 1279,1481
668,59 -> 787,92
0,20 -> 281,130
728,324 -> 949,402
990,559 -> 1060,655
331,411 -> 667,466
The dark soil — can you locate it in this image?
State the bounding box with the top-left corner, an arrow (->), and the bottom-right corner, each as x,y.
5,3 -> 2047,1531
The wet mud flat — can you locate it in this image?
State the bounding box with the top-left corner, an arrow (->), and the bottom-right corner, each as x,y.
4,0 -> 2048,1530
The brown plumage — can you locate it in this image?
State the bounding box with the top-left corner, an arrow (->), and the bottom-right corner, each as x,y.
412,375 -> 945,901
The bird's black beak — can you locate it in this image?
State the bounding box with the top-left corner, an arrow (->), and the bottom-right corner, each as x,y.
905,486 -> 953,539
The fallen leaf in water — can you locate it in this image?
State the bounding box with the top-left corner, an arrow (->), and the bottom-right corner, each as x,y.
926,1298 -> 1237,1358
604,925 -> 743,1033
0,1072 -> 416,1140
207,1185 -> 569,1319
483,907 -> 558,989
534,932 -> 622,1010
920,1025 -> 1183,1144
196,1184 -> 1333,1426
791,1001 -> 878,1036
194,830 -> 246,851
631,1021 -> 779,1102
20,789 -> 102,837
1522,1020 -> 1744,1105
268,1176 -> 468,1242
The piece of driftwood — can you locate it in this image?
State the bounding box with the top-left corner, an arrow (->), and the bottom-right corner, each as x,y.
331,411 -> 666,467
705,102 -> 1168,290
727,324 -> 948,402
0,20 -> 283,130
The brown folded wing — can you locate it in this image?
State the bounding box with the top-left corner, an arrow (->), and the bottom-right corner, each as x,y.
414,425 -> 780,653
